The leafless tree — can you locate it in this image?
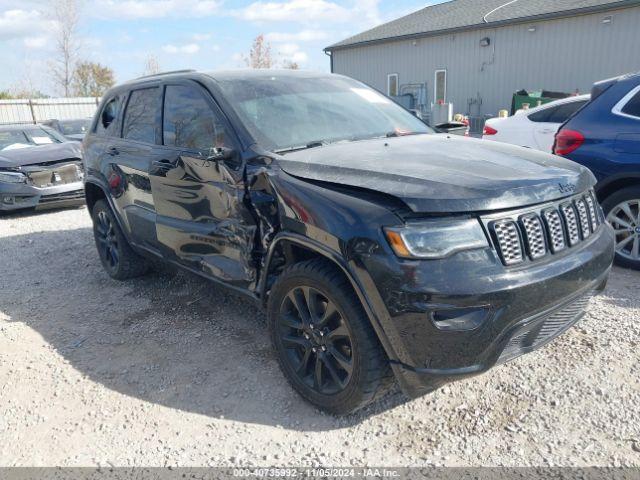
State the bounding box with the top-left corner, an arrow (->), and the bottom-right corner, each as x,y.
244,34 -> 273,69
142,55 -> 161,76
50,0 -> 83,97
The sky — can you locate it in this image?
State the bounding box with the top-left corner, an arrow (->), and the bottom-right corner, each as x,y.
0,0 -> 442,96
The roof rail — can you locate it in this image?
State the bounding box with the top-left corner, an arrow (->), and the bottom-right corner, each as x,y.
135,69 -> 197,81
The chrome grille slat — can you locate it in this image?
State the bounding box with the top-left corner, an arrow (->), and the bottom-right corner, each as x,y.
560,203 -> 581,246
584,194 -> 599,231
542,209 -> 566,253
493,220 -> 523,265
520,214 -> 547,259
575,199 -> 592,239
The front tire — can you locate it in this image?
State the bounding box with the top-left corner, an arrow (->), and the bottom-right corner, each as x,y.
602,186 -> 640,270
268,258 -> 393,415
91,199 -> 149,280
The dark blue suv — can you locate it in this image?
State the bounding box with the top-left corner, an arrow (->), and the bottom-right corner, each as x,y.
555,72 -> 640,270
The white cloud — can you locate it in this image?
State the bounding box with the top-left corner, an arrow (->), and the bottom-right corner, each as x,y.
265,29 -> 329,43
290,51 -> 308,63
23,35 -> 48,49
0,9 -> 54,40
192,33 -> 212,41
94,0 -> 222,19
162,43 -> 200,54
351,0 -> 382,28
237,0 -> 349,23
273,42 -> 308,65
276,42 -> 301,56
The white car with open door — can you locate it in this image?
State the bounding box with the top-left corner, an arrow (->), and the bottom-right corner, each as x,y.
482,95 -> 590,153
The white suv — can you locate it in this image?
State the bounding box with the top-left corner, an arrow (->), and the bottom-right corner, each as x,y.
483,95 -> 590,153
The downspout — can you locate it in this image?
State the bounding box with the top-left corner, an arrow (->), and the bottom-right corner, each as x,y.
324,49 -> 334,73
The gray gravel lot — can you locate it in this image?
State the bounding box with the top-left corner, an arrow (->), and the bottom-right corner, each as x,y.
0,207 -> 639,467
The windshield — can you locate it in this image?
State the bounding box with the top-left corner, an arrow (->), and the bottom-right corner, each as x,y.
59,119 -> 91,135
0,127 -> 65,151
216,74 -> 432,152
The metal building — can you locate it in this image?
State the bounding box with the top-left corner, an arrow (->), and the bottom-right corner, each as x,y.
325,0 -> 640,125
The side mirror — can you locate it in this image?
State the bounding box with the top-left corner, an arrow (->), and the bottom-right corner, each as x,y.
207,146 -> 235,162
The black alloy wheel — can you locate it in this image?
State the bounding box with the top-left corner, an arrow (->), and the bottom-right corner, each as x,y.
268,258 -> 393,415
95,209 -> 119,270
278,286 -> 354,395
91,199 -> 149,280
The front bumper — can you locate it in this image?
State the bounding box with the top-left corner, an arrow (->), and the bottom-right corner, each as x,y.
353,222 -> 615,398
0,181 -> 85,211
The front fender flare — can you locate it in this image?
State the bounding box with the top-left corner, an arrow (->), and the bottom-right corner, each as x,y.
259,232 -> 401,364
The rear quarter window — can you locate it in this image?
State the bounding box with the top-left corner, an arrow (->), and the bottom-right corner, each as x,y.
621,90 -> 640,118
547,101 -> 588,123
95,96 -> 123,137
122,88 -> 160,144
528,107 -> 555,123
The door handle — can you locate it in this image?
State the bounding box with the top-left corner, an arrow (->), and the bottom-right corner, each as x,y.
107,146 -> 119,156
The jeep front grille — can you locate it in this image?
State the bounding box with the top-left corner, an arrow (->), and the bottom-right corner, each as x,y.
488,191 -> 603,266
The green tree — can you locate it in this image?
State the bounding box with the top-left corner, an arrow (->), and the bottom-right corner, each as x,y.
72,61 -> 115,97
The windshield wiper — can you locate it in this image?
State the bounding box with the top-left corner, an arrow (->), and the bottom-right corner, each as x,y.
274,140 -> 328,154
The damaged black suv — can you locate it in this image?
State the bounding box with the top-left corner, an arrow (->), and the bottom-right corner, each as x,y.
83,70 -> 614,414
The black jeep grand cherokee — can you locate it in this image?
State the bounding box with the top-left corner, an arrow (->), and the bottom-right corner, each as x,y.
83,70 -> 614,414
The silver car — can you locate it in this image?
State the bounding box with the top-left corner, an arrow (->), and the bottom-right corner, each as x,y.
0,124 -> 84,212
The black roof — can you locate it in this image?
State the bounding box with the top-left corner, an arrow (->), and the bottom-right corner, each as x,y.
120,68 -> 332,87
326,0 -> 640,50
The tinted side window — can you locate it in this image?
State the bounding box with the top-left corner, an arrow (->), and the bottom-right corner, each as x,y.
123,88 -> 159,144
528,106 -> 555,123
95,96 -> 122,137
163,85 -> 229,154
622,90 -> 640,118
547,101 -> 588,123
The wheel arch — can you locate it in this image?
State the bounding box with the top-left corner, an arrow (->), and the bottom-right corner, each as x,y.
259,233 -> 400,364
596,173 -> 640,203
84,180 -> 108,213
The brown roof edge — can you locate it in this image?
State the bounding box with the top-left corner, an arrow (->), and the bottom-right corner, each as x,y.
324,0 -> 640,52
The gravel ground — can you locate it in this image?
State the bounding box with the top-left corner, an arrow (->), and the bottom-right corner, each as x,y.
0,207 -> 639,468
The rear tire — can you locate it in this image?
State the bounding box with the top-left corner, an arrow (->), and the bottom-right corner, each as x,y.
268,258 -> 393,415
602,186 -> 640,270
91,199 -> 149,280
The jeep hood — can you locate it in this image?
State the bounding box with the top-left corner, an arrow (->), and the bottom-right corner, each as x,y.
0,142 -> 82,168
276,135 -> 595,213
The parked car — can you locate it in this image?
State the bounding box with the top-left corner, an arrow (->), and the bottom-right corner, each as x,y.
0,124 -> 84,212
483,95 -> 590,152
43,118 -> 92,141
83,70 -> 614,414
554,72 -> 640,270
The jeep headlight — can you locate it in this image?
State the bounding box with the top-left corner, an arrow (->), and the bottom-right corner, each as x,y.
0,171 -> 27,184
385,218 -> 489,259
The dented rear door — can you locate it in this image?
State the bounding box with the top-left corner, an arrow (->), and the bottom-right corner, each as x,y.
148,81 -> 257,288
